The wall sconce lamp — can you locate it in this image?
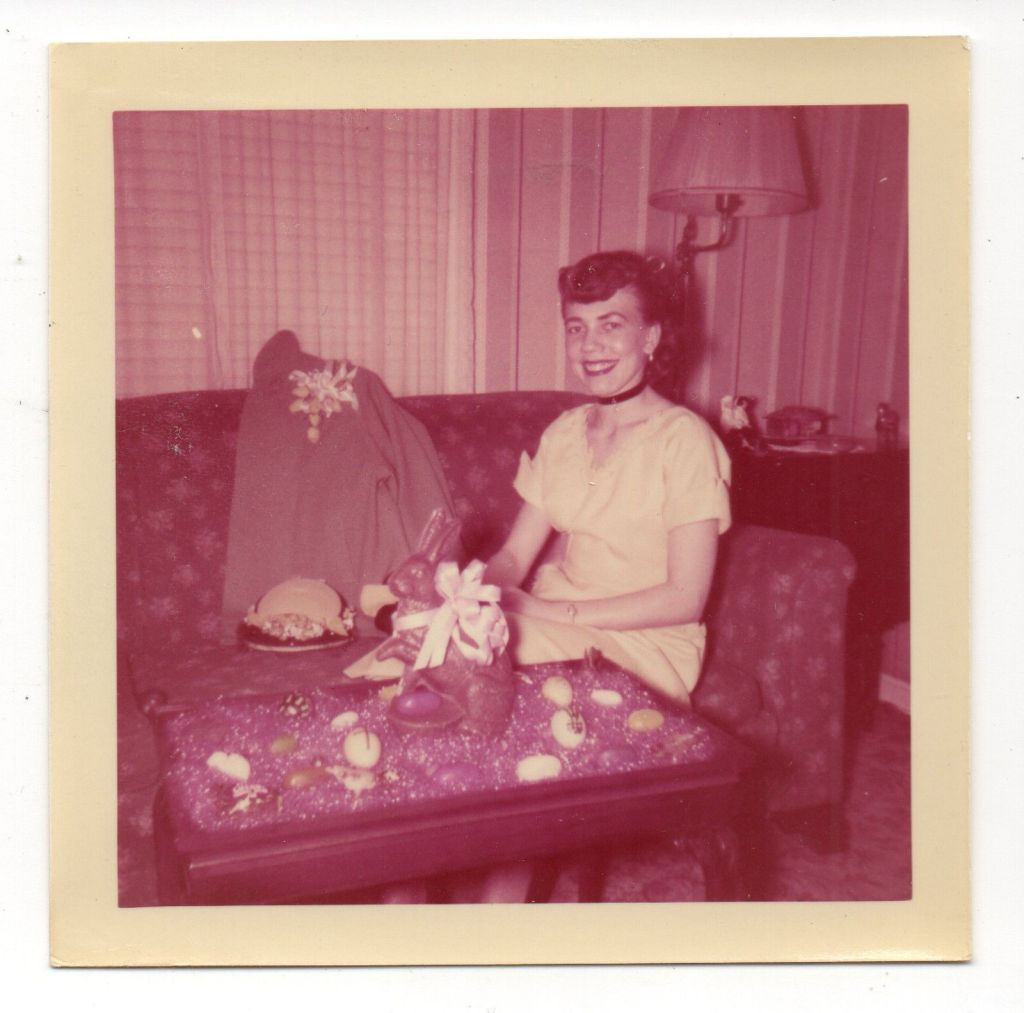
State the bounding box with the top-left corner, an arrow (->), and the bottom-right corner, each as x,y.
648,106 -> 810,401
649,105 -> 809,276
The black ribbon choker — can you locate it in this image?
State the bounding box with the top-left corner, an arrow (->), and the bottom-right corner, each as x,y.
595,379 -> 647,406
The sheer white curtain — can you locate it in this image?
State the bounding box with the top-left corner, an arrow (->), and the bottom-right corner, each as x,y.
115,109 -> 479,398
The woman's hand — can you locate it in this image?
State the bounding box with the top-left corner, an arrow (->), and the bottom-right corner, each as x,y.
499,586 -> 548,618
500,519 -> 720,632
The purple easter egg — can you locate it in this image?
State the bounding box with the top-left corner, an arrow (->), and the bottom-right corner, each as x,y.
393,687 -> 443,718
598,747 -> 637,771
433,761 -> 484,789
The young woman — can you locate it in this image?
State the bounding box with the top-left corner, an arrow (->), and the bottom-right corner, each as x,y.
384,251 -> 732,905
486,250 -> 732,706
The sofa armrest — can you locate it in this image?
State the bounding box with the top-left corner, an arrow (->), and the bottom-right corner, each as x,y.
695,524 -> 856,813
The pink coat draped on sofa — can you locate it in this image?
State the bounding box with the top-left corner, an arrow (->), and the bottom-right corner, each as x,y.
220,331 -> 455,637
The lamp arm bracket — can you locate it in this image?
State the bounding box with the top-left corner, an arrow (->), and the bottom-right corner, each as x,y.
674,211 -> 737,269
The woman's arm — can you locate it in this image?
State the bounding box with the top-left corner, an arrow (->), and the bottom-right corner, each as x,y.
484,501 -> 554,590
502,518 -> 720,630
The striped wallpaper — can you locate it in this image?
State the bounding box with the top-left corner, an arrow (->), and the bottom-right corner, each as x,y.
478,105 -> 909,442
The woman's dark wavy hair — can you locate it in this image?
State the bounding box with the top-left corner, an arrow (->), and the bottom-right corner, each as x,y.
558,250 -> 682,401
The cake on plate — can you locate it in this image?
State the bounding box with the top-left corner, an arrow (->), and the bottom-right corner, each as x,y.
240,577 -> 356,652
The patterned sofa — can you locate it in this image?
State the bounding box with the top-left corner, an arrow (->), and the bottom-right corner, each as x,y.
116,388 -> 855,820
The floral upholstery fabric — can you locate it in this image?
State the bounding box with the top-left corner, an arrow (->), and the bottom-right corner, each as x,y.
116,387 -> 854,813
117,391 -> 247,655
116,389 -> 583,657
696,525 -> 855,812
400,391 -> 587,560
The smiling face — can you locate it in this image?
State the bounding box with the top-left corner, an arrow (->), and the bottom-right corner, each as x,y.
563,285 -> 661,399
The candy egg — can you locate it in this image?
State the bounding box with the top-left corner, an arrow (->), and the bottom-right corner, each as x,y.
627,708 -> 665,732
330,710 -> 359,730
550,709 -> 586,749
659,732 -> 702,761
284,766 -> 330,789
227,783 -> 274,815
206,751 -> 250,782
542,675 -> 573,708
433,761 -> 484,789
590,688 -> 623,707
392,687 -> 443,718
269,734 -> 298,755
343,728 -> 382,769
327,767 -> 377,794
516,754 -> 563,783
598,746 -> 638,769
279,692 -> 313,718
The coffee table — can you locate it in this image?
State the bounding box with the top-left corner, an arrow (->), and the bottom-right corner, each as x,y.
147,664 -> 767,905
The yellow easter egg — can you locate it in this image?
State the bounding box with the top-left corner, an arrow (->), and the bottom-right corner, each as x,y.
627,708 -> 665,732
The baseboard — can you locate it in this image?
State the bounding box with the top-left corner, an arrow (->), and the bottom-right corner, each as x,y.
878,672 -> 910,715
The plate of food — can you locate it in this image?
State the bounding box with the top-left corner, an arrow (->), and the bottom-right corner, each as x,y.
239,577 -> 356,653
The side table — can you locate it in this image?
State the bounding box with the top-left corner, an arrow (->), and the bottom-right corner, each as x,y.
730,446 -> 909,726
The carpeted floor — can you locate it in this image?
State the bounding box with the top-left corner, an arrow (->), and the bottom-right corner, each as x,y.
118,685 -> 911,905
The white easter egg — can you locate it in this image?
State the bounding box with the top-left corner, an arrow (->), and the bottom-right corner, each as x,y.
343,728 -> 382,769
330,710 -> 359,730
206,751 -> 251,782
516,753 -> 563,783
550,709 -> 586,749
541,675 -> 573,708
590,688 -> 623,707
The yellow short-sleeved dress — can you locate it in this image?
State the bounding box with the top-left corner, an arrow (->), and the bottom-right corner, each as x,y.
509,403 -> 731,705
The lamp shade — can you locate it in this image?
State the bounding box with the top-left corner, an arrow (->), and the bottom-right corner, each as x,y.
649,106 -> 809,217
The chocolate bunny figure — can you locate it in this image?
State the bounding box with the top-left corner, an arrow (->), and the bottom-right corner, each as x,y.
377,509 -> 516,737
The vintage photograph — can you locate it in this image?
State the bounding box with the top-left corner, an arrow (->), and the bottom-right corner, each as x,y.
113,103 -> 911,907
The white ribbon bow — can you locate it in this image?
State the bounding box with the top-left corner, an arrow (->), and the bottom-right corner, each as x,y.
392,560 -> 509,670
